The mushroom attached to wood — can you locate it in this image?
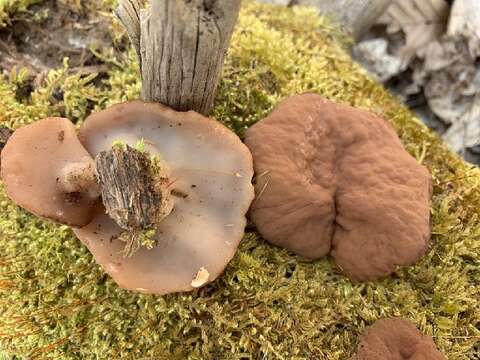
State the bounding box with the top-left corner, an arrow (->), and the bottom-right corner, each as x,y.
245,94 -> 431,282
1,118 -> 100,227
74,101 -> 254,294
350,318 -> 445,360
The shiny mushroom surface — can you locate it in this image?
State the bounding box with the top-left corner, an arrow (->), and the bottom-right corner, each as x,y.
1,117 -> 99,227
74,101 -> 254,294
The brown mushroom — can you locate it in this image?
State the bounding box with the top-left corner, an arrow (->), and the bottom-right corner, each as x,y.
0,118 -> 100,227
350,318 -> 445,360
245,94 -> 431,282
74,101 -> 254,294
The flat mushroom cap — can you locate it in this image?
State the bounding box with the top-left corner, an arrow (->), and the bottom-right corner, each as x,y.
75,101 -> 254,294
350,318 -> 446,360
1,117 -> 98,227
245,94 -> 431,281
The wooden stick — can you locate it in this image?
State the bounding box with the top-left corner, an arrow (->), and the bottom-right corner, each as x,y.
116,0 -> 242,115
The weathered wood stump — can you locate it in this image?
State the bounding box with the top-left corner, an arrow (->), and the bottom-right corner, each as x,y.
116,0 -> 242,115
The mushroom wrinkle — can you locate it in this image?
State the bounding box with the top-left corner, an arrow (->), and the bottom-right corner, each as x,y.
245,94 -> 432,282
1,118 -> 100,227
74,101 -> 254,294
350,318 -> 446,360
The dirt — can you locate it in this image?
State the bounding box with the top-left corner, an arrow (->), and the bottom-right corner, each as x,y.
0,0 -> 115,79
0,127 -> 13,156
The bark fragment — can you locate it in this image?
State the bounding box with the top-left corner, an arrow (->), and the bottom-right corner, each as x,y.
95,144 -> 173,256
95,145 -> 166,231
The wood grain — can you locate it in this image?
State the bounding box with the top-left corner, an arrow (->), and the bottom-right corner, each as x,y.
116,0 -> 241,115
95,145 -> 161,231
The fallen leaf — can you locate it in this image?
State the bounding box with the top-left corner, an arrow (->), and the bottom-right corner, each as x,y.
383,0 -> 450,64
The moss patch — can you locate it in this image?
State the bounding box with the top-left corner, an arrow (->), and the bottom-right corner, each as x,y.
0,1 -> 479,359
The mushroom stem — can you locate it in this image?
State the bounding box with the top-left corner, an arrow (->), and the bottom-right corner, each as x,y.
57,161 -> 101,199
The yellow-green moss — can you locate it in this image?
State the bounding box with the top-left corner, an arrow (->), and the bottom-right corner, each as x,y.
0,1 -> 479,359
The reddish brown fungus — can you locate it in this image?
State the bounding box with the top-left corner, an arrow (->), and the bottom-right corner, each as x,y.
245,94 -> 431,281
350,318 -> 445,360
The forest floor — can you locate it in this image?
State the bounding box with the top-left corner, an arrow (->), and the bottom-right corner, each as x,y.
0,1 -> 479,359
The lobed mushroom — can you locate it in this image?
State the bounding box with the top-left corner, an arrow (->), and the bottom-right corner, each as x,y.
245,93 -> 432,282
350,318 -> 445,360
0,102 -> 254,295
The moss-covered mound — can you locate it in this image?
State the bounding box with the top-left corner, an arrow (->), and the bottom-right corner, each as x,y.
0,1 -> 479,359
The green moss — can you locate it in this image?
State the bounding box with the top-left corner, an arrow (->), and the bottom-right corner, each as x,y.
0,1 -> 479,359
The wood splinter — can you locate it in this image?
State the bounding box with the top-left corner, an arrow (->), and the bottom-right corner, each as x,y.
95,144 -> 173,257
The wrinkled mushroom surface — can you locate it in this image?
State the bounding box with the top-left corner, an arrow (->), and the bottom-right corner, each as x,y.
245,94 -> 431,281
1,118 -> 98,227
350,318 -> 445,360
75,101 -> 254,294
